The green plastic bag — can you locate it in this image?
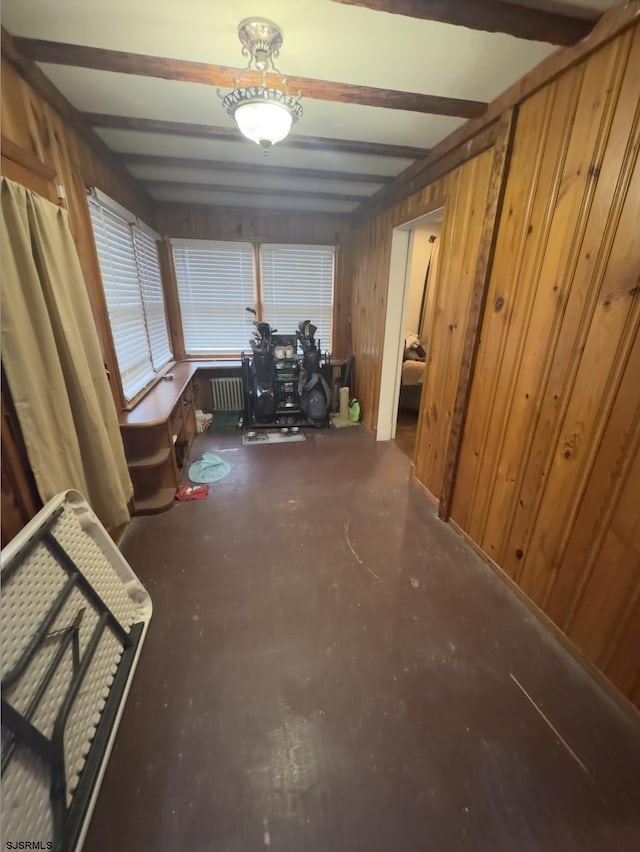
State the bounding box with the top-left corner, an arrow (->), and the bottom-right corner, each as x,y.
348,398 -> 360,423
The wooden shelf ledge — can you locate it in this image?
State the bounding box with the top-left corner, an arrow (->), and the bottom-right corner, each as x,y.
127,446 -> 172,469
133,487 -> 176,515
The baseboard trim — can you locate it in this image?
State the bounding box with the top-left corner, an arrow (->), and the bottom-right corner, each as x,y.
410,469 -> 439,507
448,517 -> 640,728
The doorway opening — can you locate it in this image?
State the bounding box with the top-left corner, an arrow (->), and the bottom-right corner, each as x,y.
376,208 -> 443,461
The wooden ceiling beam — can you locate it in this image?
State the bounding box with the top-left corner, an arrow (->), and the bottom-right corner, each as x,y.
0,28 -> 152,208
84,113 -> 431,159
15,38 -> 487,119
123,153 -> 394,184
146,179 -> 366,203
329,0 -> 596,45
158,200 -> 352,224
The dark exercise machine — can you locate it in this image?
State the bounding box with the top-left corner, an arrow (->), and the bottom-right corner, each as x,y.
241,309 -> 332,429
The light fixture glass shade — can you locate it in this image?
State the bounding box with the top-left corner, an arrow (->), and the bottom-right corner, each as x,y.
234,100 -> 294,148
220,19 -> 303,151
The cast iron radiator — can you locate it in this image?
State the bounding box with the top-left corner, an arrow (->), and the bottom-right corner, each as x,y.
210,377 -> 244,411
1,491 -> 152,852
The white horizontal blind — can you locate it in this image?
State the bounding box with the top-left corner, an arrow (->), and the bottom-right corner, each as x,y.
260,245 -> 334,350
88,197 -> 154,401
171,240 -> 256,354
133,226 -> 173,370
88,195 -> 172,401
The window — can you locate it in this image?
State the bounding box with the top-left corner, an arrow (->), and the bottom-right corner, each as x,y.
172,240 -> 256,355
171,240 -> 335,355
88,191 -> 172,402
260,244 -> 334,350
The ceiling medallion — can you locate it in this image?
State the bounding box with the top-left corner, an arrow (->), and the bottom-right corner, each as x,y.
220,18 -> 303,153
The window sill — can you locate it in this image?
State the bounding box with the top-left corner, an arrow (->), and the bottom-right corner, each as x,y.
119,359 -> 241,427
122,361 -> 178,412
180,355 -> 244,364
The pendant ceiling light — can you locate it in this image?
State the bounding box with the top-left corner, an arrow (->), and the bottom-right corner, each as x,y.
221,18 -> 303,152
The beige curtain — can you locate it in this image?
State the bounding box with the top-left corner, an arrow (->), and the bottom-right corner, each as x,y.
1,177 -> 132,528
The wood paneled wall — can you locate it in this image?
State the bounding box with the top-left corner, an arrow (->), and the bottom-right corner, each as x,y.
156,201 -> 345,245
345,149 -> 492,450
343,22 -> 640,709
413,151 -> 493,498
1,371 -> 41,547
450,25 -> 640,706
1,57 -> 153,408
1,55 -> 154,539
157,202 -> 351,356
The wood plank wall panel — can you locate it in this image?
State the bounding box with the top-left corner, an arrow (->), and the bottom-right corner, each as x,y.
1,57 -> 153,540
413,151 -> 493,497
156,202 -> 350,356
449,25 -> 640,705
1,374 -> 41,547
333,237 -> 353,358
156,202 -> 345,245
347,214 -> 393,424
345,147 -> 492,499
344,23 -> 639,708
1,58 -> 153,407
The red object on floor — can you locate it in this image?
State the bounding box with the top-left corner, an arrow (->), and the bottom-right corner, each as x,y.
175,483 -> 209,501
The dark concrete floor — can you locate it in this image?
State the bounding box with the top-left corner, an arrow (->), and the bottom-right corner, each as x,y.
86,428 -> 640,852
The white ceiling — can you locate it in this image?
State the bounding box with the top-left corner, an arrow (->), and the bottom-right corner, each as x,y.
2,0 -> 620,215
94,128 -> 413,175
129,165 -> 382,196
